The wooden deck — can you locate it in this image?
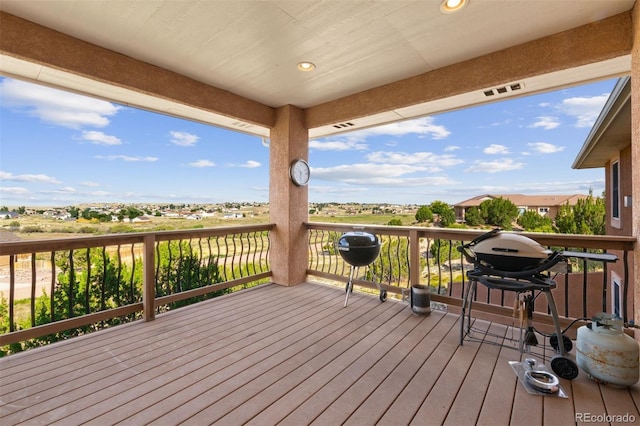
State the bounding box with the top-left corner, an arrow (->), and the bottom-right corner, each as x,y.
1,282 -> 639,426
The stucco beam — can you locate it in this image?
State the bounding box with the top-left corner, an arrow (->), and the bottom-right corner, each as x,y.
0,11 -> 276,129
306,12 -> 633,129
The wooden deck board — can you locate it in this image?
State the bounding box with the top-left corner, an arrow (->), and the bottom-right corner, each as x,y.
309,313 -> 445,426
1,282 -> 638,426
376,317 -> 481,425
410,321 -> 493,425
598,385 -> 640,425
476,341 -> 520,426
443,323 -> 508,426
342,313 -> 458,425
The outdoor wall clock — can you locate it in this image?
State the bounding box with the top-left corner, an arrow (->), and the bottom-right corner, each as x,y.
289,158 -> 310,187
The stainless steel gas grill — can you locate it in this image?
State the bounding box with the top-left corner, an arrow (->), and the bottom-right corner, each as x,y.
337,231 -> 383,307
459,229 -> 617,381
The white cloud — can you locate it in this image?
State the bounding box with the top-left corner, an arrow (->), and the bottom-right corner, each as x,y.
0,186 -> 29,194
483,144 -> 510,155
528,116 -> 560,130
80,181 -> 101,187
444,145 -> 460,152
464,158 -> 524,173
456,179 -> 604,196
486,119 -> 513,128
56,186 -> 77,193
95,155 -> 158,162
240,160 -> 261,168
353,117 -> 451,140
0,171 -> 61,184
81,131 -> 122,145
311,163 -> 456,187
226,160 -> 262,168
528,142 -> 565,154
188,160 -> 215,168
170,131 -> 199,147
366,151 -> 463,168
312,163 -> 423,180
558,93 -> 609,128
310,116 -> 451,152
309,138 -> 368,151
0,78 -> 120,128
311,185 -> 369,195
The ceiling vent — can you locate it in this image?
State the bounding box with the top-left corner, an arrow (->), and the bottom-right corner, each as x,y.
332,122 -> 355,130
483,82 -> 524,97
231,121 -> 253,129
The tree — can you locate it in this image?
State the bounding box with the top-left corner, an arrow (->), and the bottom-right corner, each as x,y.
517,210 -> 553,232
415,206 -> 433,223
479,197 -> 519,229
573,192 -> 605,235
81,208 -> 93,220
387,218 -> 403,226
429,201 -> 450,216
464,206 -> 483,226
439,209 -> 456,227
120,206 -> 144,220
554,191 -> 605,235
429,239 -> 462,265
429,200 -> 455,227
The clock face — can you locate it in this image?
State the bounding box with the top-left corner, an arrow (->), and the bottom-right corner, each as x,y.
290,159 -> 310,186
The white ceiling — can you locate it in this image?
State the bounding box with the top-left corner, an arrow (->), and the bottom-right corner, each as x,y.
0,0 -> 635,138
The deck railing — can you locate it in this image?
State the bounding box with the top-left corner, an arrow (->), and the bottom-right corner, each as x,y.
1,221 -> 635,351
0,224 -> 274,349
306,222 -> 636,331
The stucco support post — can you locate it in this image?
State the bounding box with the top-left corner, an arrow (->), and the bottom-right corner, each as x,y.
269,105 -> 309,286
631,2 -> 640,343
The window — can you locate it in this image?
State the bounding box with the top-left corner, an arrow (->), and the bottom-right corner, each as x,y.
611,160 -> 620,221
611,272 -> 622,319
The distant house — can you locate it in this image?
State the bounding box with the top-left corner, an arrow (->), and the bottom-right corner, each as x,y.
0,211 -> 19,219
453,193 -> 589,222
572,76 -> 633,319
223,213 -> 244,219
131,216 -> 152,223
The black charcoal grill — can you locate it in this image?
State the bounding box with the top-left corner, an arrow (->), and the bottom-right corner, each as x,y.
458,229 -> 617,381
337,231 -> 385,307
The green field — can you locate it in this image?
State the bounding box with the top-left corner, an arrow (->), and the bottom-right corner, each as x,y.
3,209 -> 421,240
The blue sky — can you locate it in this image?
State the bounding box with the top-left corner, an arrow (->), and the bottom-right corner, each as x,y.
0,76 -> 616,207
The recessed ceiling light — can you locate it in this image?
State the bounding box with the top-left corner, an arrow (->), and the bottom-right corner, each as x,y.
440,0 -> 468,13
297,61 -> 316,71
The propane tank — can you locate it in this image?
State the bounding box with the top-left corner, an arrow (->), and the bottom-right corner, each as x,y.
576,313 -> 639,386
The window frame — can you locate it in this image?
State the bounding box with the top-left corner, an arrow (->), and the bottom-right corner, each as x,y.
611,158 -> 621,229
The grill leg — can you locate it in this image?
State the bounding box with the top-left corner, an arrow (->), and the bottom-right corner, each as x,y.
460,279 -> 477,345
544,289 -> 565,357
344,266 -> 357,307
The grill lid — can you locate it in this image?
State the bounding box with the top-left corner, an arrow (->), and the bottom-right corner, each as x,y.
338,231 -> 379,249
467,230 -> 552,272
472,232 -> 551,259
338,231 -> 381,267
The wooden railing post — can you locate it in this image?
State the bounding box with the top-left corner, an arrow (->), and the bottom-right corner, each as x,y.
409,229 -> 420,286
143,234 -> 156,322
